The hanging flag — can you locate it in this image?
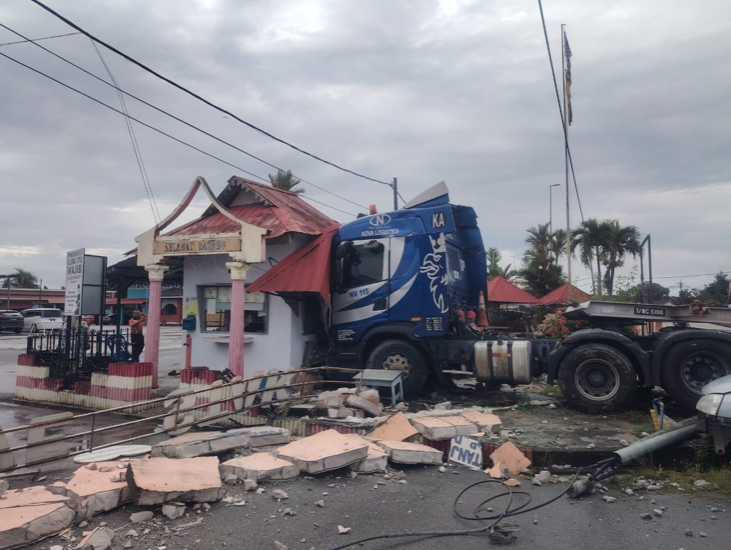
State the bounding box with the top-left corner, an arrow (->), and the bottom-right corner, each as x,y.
564,33 -> 573,125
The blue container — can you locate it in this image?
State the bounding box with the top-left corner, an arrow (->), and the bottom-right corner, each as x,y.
182,315 -> 196,331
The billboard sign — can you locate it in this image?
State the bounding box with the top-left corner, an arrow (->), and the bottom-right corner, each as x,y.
64,248 -> 85,316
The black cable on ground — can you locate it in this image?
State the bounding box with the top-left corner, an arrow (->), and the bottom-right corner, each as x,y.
324,466 -> 595,550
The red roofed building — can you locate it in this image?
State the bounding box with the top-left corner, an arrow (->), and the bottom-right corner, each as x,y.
487,276 -> 539,304
539,283 -> 592,304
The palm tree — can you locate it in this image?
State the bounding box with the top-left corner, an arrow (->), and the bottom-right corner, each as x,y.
518,256 -> 565,297
1,268 -> 39,289
268,169 -> 305,194
486,248 -> 513,281
549,229 -> 567,267
524,223 -> 552,266
572,219 -> 609,295
602,221 -> 642,295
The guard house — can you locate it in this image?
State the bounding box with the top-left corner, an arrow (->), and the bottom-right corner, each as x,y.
130,175 -> 336,384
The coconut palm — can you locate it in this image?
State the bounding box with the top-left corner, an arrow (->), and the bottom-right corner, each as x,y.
524,223 -> 552,266
268,169 -> 305,194
549,229 -> 567,267
602,221 -> 642,295
572,219 -> 609,295
1,268 -> 39,289
518,256 -> 565,297
486,248 -> 513,281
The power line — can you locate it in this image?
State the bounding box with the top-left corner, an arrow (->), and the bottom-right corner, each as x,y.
0,50 -> 358,218
89,38 -> 161,224
0,23 -> 367,211
0,30 -> 78,47
29,0 -> 395,189
536,0 -> 585,222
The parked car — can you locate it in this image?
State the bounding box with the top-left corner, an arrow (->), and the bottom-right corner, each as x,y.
20,308 -> 63,332
0,310 -> 24,333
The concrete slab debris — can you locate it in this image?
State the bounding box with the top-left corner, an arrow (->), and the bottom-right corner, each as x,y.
488,442 -> 531,476
219,453 -> 299,481
244,426 -> 291,447
129,511 -> 154,523
58,460 -> 133,519
345,395 -> 382,417
410,416 -> 478,441
127,457 -> 223,505
151,429 -> 251,459
73,445 -> 151,464
276,429 -> 369,474
342,434 -> 388,473
0,486 -> 75,550
162,502 -> 187,520
77,526 -> 115,550
377,440 -> 443,465
459,411 -> 503,433
366,412 -> 418,441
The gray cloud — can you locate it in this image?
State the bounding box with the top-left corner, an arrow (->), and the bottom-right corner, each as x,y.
0,0 -> 729,292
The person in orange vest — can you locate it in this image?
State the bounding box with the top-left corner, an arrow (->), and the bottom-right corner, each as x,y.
129,310 -> 147,363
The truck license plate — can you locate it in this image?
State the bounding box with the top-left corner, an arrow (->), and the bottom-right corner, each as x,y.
634,306 -> 666,317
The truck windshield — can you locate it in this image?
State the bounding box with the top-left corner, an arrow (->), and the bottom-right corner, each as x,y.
343,241 -> 385,288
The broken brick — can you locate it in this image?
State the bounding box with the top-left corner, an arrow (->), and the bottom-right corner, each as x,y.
342,434 -> 388,473
276,429 -> 368,474
488,442 -> 531,476
366,412 -> 418,441
0,486 -> 75,550
127,457 -> 223,505
377,440 -> 444,465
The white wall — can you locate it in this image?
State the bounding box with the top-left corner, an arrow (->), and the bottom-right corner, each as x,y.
181,235 -> 317,378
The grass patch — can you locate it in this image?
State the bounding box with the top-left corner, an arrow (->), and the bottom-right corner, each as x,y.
538,385 -> 564,399
623,457 -> 731,496
616,409 -> 657,437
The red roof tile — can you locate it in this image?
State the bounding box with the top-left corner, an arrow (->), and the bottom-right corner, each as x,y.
487,276 -> 539,304
165,177 -> 336,240
247,224 -> 340,306
539,284 -> 592,304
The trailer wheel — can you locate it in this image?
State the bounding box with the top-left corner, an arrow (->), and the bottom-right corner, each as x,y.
662,340 -> 731,411
366,339 -> 429,397
558,343 -> 637,413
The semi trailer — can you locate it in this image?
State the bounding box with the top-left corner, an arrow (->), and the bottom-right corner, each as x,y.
259,182 -> 731,412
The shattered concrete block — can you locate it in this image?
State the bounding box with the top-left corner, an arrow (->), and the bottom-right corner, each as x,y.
220,453 -> 299,481
338,407 -> 356,419
276,429 -> 368,474
244,426 -> 291,447
127,457 -> 223,505
342,434 -> 388,473
78,526 -> 115,550
150,429 -> 251,459
410,416 -> 478,441
488,442 -> 531,476
0,486 -> 75,550
129,511 -> 154,523
460,411 -> 502,434
161,502 -> 186,520
377,440 -> 444,465
366,412 -> 418,442
58,460 -> 133,519
345,395 -> 382,417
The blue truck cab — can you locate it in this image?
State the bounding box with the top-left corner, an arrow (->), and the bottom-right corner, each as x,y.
326,182 -> 488,393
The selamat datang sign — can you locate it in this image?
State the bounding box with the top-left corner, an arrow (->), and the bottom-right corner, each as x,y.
153,236 -> 241,255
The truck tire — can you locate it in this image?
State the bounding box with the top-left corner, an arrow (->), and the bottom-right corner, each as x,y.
366,339 -> 429,397
558,343 -> 638,413
661,340 -> 731,411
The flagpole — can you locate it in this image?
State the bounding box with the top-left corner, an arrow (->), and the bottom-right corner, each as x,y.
561,24 -> 572,301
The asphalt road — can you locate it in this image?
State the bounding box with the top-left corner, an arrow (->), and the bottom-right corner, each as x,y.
19,462 -> 731,550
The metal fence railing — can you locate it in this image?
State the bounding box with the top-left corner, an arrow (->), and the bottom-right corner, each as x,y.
0,366 -> 362,473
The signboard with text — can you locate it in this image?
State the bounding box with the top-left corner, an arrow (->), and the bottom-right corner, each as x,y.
153,237 -> 241,255
64,248 -> 85,316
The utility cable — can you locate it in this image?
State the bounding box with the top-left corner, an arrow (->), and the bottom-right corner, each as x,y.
29,0 -> 395,188
0,30 -> 78,47
90,38 -> 161,224
536,0 -> 585,222
0,50 -> 357,218
0,23 -> 367,211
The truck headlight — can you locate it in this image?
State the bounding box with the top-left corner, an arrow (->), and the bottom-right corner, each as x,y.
696,394 -> 724,416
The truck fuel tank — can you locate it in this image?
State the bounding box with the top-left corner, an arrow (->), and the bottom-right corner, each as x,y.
474,340 -> 532,385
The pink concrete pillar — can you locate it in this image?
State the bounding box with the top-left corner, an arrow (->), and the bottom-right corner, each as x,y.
226,261 -> 250,377
145,264 -> 168,388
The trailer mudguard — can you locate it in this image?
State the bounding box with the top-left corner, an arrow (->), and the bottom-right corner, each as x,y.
650,329 -> 731,384
547,329 -> 652,386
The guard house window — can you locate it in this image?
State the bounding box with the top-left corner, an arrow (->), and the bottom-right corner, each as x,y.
197,285 -> 268,334
342,241 -> 385,289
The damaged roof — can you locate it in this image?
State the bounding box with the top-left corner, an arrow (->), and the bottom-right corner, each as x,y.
164,176 -> 336,240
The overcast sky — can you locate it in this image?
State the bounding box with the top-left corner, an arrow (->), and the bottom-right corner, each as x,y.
1,0 -> 729,295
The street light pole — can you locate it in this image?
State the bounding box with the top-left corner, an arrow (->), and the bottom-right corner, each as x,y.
549,184 -> 560,234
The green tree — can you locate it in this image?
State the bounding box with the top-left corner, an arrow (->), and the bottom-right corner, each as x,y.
572,219 -> 610,295
518,223 -> 565,297
697,272 -> 730,306
602,221 -> 642,295
524,223 -> 552,267
1,268 -> 39,289
268,169 -> 304,194
549,228 -> 567,267
486,248 -> 513,280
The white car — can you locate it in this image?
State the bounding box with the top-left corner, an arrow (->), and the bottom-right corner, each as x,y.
21,308 -> 63,332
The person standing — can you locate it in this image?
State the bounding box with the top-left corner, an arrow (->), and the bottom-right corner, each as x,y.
129,310 -> 147,362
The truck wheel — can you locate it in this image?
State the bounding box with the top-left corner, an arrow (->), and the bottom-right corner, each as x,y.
366,339 -> 429,397
558,343 -> 637,413
662,340 -> 731,411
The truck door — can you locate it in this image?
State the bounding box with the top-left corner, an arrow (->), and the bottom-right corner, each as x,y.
331,238 -> 390,343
